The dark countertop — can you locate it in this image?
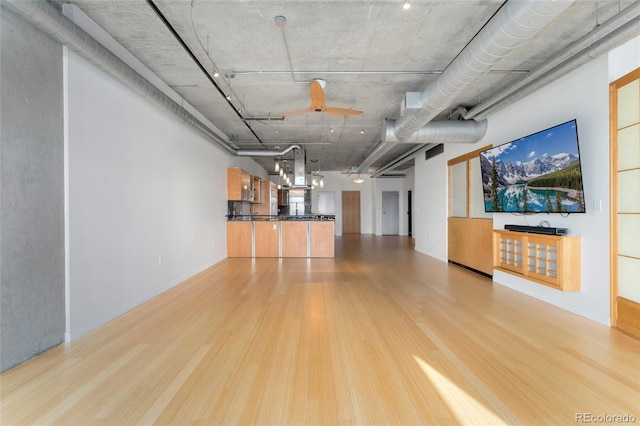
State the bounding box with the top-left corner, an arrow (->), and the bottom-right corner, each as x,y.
227,214 -> 335,222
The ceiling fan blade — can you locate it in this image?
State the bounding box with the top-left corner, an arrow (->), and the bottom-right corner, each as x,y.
323,106 -> 364,116
279,106 -> 314,117
309,80 -> 326,109
278,79 -> 363,116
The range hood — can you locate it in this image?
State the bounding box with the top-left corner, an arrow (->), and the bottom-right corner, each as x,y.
292,148 -> 308,187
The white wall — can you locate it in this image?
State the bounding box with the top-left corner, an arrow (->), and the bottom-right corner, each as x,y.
609,35 -> 640,82
488,56 -> 610,325
310,171 -> 373,235
66,51 -> 257,339
413,46 -> 637,326
414,144 -> 456,260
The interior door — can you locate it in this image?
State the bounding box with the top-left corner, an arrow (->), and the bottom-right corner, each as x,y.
610,67 -> 640,338
382,191 -> 399,235
408,190 -> 412,237
342,191 -> 361,234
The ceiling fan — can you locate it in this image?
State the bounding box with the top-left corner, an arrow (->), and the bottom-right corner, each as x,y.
279,79 -> 364,117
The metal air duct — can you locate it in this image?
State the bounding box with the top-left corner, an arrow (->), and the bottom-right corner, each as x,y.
355,0 -> 574,174
392,0 -> 575,142
2,0 -> 298,161
466,1 -> 640,120
382,119 -> 487,144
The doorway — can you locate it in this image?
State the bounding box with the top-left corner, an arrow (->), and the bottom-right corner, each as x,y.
610,67 -> 640,338
382,191 -> 399,235
408,190 -> 412,237
342,191 -> 361,234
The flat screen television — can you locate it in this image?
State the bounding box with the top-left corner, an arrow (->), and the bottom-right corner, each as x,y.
479,119 -> 585,213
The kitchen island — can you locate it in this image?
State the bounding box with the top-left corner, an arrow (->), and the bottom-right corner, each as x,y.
227,215 -> 335,258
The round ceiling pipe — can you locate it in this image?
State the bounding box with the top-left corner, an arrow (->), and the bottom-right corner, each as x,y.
392,0 -> 575,142
2,0 -> 299,160
382,119 -> 487,144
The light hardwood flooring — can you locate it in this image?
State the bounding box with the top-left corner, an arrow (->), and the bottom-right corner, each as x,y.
1,235 -> 639,425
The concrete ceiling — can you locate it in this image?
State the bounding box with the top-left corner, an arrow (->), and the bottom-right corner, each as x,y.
52,0 -> 637,176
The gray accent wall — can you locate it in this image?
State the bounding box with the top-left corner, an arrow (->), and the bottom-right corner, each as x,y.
1,7 -> 65,372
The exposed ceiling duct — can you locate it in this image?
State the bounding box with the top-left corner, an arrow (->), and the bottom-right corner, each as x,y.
465,0 -> 640,120
2,0 -> 299,161
234,144 -> 301,158
382,119 -> 487,145
355,0 -> 575,175
392,0 -> 575,141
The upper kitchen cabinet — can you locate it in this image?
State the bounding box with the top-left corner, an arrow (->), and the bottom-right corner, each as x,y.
227,168 -> 252,202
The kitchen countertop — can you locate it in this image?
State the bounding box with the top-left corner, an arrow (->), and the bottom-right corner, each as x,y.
227,214 -> 335,222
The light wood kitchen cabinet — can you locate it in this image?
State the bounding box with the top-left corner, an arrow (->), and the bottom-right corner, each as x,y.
310,221 -> 335,257
227,168 -> 252,202
252,180 -> 275,215
281,221 -> 308,258
254,221 -> 280,257
226,221 -> 252,257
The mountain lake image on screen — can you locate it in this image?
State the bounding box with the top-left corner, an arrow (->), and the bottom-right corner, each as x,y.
479,119 -> 586,214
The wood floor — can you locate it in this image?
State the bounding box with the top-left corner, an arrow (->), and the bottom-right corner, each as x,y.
2,235 -> 639,425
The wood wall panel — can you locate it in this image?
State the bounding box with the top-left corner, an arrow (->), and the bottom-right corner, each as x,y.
448,217 -> 493,275
616,297 -> 640,337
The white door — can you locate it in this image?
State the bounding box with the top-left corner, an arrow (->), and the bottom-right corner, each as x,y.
382,191 -> 399,235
